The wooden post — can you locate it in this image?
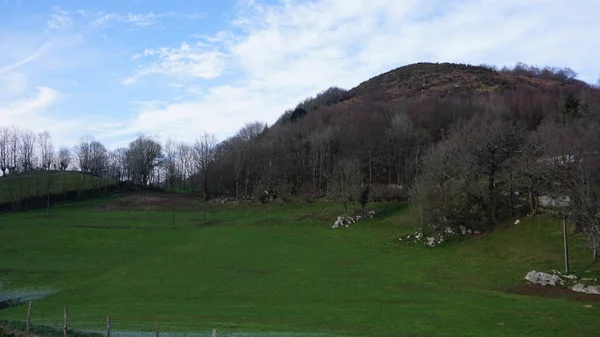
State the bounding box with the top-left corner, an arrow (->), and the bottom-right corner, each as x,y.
156,322 -> 160,337
563,214 -> 570,273
106,316 -> 111,337
26,301 -> 32,331
172,201 -> 175,226
63,305 -> 68,337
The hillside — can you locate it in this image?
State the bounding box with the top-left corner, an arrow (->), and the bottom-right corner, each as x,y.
0,171 -> 116,209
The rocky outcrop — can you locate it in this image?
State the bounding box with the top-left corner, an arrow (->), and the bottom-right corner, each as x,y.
525,270 -> 600,296
525,271 -> 564,286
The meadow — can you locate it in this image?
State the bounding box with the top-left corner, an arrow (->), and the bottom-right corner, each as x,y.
1,193 -> 599,336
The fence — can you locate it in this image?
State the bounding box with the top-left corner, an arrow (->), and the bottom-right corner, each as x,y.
0,184 -> 118,213
10,302 -> 220,337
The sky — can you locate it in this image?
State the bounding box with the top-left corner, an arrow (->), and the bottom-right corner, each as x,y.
1,0 -> 599,150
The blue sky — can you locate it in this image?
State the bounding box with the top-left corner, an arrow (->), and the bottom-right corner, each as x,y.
1,0 -> 599,149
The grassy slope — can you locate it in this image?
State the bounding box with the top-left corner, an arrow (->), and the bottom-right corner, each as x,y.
0,171 -> 115,204
0,196 -> 599,336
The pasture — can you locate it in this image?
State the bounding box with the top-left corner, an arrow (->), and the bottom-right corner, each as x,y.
1,193 -> 599,336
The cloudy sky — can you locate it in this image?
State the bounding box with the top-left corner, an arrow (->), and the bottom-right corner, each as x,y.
1,0 -> 599,149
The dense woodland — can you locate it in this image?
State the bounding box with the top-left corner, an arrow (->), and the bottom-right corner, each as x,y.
2,62 -> 600,256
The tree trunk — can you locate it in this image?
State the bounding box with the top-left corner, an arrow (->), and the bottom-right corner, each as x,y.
487,173 -> 497,226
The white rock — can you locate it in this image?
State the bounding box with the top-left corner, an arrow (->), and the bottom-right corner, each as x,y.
572,283 -> 586,292
563,274 -> 578,280
585,286 -> 600,295
525,270 -> 564,286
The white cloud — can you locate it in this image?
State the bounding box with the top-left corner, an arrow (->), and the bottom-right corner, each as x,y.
90,11 -> 171,28
123,42 -> 226,84
118,0 -> 600,144
6,0 -> 600,149
0,43 -> 50,74
47,6 -> 73,30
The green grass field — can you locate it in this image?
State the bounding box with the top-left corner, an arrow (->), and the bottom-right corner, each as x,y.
1,194 -> 600,336
0,171 -> 115,204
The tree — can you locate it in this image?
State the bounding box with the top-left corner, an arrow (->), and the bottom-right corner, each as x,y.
562,93 -> 581,125
193,133 -> 217,200
38,131 -> 54,170
20,129 -> 36,172
163,138 -> 177,190
0,127 -> 9,175
126,135 -> 163,191
329,157 -> 362,215
75,137 -> 109,176
58,148 -> 71,171
566,162 -> 600,259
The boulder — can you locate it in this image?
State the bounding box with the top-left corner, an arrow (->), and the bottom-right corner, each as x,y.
571,283 -> 600,295
585,286 -> 600,295
525,270 -> 564,286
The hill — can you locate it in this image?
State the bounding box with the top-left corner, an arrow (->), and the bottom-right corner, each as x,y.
0,171 -> 116,211
209,62 -> 600,202
346,62 -> 592,102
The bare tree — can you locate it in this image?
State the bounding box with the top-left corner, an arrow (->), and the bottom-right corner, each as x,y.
193,133 -> 217,200
329,157 -> 363,215
38,131 -> 54,170
126,135 -> 163,191
176,142 -> 194,190
567,163 -> 600,259
75,137 -> 108,176
20,129 -> 36,172
58,148 -> 71,171
0,127 -> 9,175
163,138 -> 177,190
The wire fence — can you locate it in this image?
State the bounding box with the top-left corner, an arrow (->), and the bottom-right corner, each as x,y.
4,303 -> 340,337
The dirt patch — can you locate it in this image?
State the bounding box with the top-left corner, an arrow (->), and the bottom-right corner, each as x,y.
94,193 -> 203,212
510,283 -> 600,302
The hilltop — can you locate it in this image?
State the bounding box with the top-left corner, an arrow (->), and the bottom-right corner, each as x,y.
346,62 -> 593,102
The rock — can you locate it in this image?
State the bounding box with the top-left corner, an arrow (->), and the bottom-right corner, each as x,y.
585,286 -> 600,295
563,274 -> 578,280
525,270 -> 564,286
571,283 -> 600,295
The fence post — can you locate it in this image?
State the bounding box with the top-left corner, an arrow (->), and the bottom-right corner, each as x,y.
63,305 -> 68,337
212,328 -> 216,337
563,214 -> 570,273
26,301 -> 32,331
156,322 -> 160,337
106,316 -> 111,337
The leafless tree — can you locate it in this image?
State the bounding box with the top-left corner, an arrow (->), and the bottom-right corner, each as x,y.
329,157 -> 363,215
8,127 -> 19,174
20,129 -> 36,172
126,135 -> 163,191
58,148 -> 71,171
75,137 -> 109,176
38,131 -> 54,170
193,133 -> 217,200
0,127 -> 9,175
